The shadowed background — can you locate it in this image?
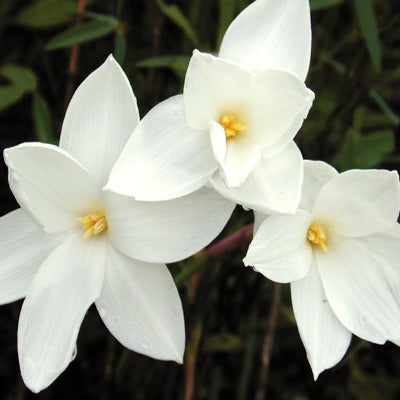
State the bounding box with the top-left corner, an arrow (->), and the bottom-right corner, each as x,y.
0,0 -> 399,399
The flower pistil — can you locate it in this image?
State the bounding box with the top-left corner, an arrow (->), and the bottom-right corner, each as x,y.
79,212 -> 107,239
220,113 -> 246,139
307,223 -> 327,252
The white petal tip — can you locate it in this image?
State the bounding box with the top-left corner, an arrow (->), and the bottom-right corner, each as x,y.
106,54 -> 115,62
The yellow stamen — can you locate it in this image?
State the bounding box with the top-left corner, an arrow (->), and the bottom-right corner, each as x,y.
307,223 -> 328,252
220,113 -> 247,139
79,212 -> 107,239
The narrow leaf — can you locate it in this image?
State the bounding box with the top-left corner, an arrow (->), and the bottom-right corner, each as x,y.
353,0 -> 382,71
15,0 -> 76,29
369,90 -> 400,126
32,93 -> 56,143
156,0 -> 200,47
46,18 -> 119,51
114,29 -> 127,65
0,86 -> 25,111
217,0 -> 237,47
0,65 -> 37,92
310,0 -> 344,11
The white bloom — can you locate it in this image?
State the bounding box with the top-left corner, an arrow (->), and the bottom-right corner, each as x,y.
244,160 -> 400,379
105,0 -> 314,214
1,56 -> 235,392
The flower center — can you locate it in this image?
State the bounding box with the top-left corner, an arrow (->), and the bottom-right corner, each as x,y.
307,223 -> 327,252
79,212 -> 107,239
219,113 -> 247,139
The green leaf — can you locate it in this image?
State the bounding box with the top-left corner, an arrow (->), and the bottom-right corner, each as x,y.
203,333 -> 242,352
0,64 -> 37,92
310,0 -> 344,11
32,93 -> 56,143
217,0 -> 237,47
15,0 -> 76,29
334,129 -> 394,170
136,55 -> 190,79
114,29 -> 127,65
156,0 -> 200,47
136,55 -> 190,70
0,86 -> 25,111
353,0 -> 382,71
46,18 -> 119,51
369,90 -> 400,126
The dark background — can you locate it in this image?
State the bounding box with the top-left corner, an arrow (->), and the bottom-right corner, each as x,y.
0,0 -> 399,399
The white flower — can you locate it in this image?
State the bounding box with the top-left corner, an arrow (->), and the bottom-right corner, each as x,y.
1,56 -> 235,392
244,160 -> 400,379
105,0 -> 314,214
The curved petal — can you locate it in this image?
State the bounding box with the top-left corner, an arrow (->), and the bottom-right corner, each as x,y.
300,160 -> 338,211
223,140 -> 261,188
211,141 -> 303,214
219,0 -> 312,81
243,210 -> 312,283
60,55 -> 140,186
184,51 -> 251,130
253,211 -> 267,234
106,95 -> 216,201
4,143 -> 101,233
104,188 -> 235,264
356,224 -> 400,344
245,70 -> 314,157
18,233 -> 106,393
317,237 -> 400,344
291,260 -> 352,380
313,169 -> 400,237
0,209 -> 67,304
96,246 -> 184,362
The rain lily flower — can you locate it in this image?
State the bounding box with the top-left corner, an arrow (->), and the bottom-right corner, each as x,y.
244,160 -> 400,378
106,0 -> 314,214
1,56 -> 235,392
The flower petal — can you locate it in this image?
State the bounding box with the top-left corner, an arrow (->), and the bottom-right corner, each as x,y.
222,140 -> 261,188
317,237 -> 400,344
243,210 -> 312,283
245,70 -> 314,157
96,246 -> 184,362
59,55 -> 140,186
291,260 -> 351,380
184,51 -> 251,131
313,169 -> 400,237
0,209 -> 66,304
4,143 -> 101,233
300,160 -> 338,211
219,0 -> 312,81
211,141 -> 303,214
106,95 -> 216,201
18,232 -> 106,393
105,188 -> 235,264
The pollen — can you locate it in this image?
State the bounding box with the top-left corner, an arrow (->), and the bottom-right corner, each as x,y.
307,223 -> 328,252
79,212 -> 107,239
220,113 -> 247,139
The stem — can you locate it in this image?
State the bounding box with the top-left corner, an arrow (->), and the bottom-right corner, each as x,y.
255,282 -> 281,400
182,223 -> 253,400
206,223 -> 253,258
64,0 -> 86,109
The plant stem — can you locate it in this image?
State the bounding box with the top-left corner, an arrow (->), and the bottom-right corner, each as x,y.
64,0 -> 86,109
255,282 -> 281,400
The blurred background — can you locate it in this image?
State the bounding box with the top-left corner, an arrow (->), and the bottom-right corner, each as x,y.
0,0 -> 399,399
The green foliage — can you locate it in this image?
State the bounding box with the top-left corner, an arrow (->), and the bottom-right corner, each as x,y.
0,65 -> 37,111
46,17 -> 119,50
353,0 -> 382,71
156,0 -> 200,47
15,0 -> 76,29
32,93 -> 56,144
310,0 -> 344,11
217,0 -> 237,47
